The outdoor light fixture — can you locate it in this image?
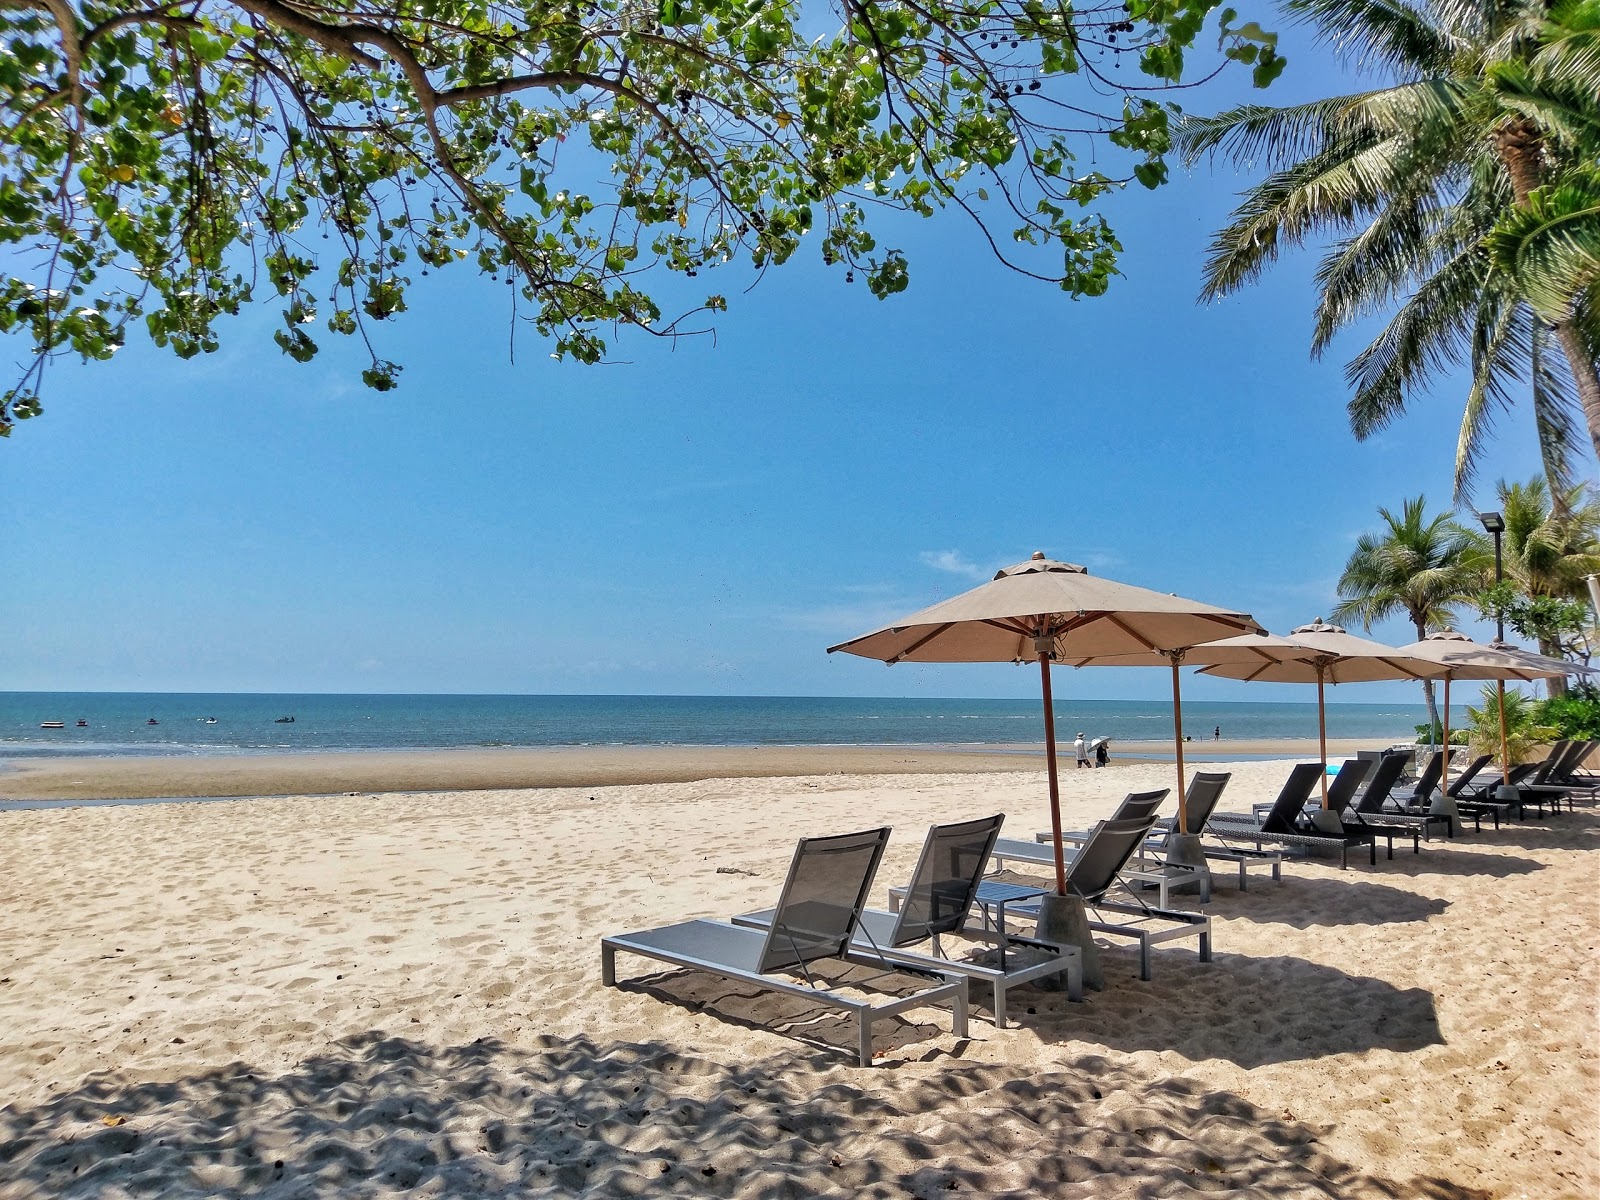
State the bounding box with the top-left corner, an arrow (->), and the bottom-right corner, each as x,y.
1478,511 -> 1506,534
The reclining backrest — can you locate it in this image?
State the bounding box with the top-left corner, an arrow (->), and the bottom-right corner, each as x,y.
1445,754 -> 1493,797
1353,751 -> 1410,813
1109,788 -> 1168,824
890,813 -> 1004,947
1324,759 -> 1373,813
1408,750 -> 1451,801
1525,741 -> 1571,786
1063,789 -> 1169,904
1259,763 -> 1326,834
758,826 -> 891,974
1182,772 -> 1232,832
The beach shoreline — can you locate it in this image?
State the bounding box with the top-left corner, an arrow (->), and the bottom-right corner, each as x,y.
0,737 -> 1386,800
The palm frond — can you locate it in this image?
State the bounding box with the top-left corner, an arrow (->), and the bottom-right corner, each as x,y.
1485,173 -> 1600,321
1283,0 -> 1457,73
1345,248 -> 1489,435
1530,324 -> 1584,498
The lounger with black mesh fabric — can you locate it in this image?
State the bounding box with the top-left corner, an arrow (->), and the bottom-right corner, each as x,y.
1205,763 -> 1373,868
999,791 -> 1212,982
1072,772 -> 1281,892
1147,771 -> 1281,891
1010,788 -> 1210,905
601,826 -> 968,1067
733,814 -> 1081,1028
1339,752 -> 1447,843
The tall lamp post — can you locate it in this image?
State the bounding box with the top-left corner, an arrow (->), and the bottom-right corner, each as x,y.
1478,510 -> 1511,788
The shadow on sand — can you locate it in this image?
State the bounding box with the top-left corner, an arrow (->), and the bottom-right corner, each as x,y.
0,1031 -> 1488,1199
1201,876 -> 1450,927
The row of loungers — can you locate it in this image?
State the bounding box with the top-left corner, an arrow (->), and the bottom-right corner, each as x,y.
601,741 -> 1592,1065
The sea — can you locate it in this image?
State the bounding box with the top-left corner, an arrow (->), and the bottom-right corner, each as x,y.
1,693 -> 1463,760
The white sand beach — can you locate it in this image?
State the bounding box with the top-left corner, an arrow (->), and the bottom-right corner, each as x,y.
1,757 -> 1595,1198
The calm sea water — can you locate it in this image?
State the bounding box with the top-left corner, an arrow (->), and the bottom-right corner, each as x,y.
0,693 -> 1460,759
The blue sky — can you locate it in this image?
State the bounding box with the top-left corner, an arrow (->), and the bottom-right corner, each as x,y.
2,17 -> 1563,703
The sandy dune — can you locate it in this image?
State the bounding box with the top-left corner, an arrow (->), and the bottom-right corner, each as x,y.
0,759 -> 1594,1198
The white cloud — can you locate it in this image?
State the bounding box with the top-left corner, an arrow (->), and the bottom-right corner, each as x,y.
919,549 -> 985,579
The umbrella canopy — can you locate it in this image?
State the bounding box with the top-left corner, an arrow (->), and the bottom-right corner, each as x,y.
1387,631 -> 1595,789
1195,620 -> 1448,807
828,552 -> 1263,893
1058,639 -> 1327,830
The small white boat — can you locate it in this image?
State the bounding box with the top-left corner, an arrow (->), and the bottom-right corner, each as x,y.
39,721 -> 65,729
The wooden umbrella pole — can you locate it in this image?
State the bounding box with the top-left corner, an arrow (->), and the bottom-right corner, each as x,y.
1441,676 -> 1452,791
1498,679 -> 1511,786
1170,656 -> 1188,833
1038,649 -> 1068,895
1317,664 -> 1330,809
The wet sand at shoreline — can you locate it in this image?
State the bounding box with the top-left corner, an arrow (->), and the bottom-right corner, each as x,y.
1,738 -> 1380,800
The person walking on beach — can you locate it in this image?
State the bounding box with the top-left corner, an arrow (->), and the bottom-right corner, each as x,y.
1214,725 -> 1221,741
1095,739 -> 1109,768
1074,732 -> 1089,768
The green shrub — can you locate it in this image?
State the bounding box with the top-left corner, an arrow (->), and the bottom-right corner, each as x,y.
1413,723 -> 1470,745
1534,692 -> 1600,738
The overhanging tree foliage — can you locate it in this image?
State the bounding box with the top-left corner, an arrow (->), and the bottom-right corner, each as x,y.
0,0 -> 1280,433
1176,0 -> 1600,502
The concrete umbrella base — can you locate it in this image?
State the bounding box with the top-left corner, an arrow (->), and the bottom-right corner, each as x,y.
1032,892 -> 1104,991
1427,790 -> 1464,837
1164,832 -> 1212,896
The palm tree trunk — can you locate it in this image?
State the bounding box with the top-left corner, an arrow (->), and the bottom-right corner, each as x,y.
1416,617 -> 1440,741
1550,318 -> 1600,468
1538,635 -> 1570,699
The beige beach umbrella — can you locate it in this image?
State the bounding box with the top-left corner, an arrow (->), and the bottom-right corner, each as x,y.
827,552 -> 1263,895
1194,620 -> 1448,808
1058,639 -> 1324,832
1387,631 -> 1582,791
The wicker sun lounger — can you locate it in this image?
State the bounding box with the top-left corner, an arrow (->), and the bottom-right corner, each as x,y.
1206,763 -> 1375,869
1001,792 -> 1212,982
602,826 -> 969,1066
735,814 -> 1082,1028
1339,752 -> 1449,842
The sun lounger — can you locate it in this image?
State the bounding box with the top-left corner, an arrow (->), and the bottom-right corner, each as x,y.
1517,741 -> 1600,810
602,826 -> 969,1066
734,814 -> 1081,1028
999,792 -> 1212,982
1013,787 -> 1213,905
1147,771 -> 1282,891
1454,761 -> 1542,824
1340,752 -> 1449,841
1206,763 -> 1379,868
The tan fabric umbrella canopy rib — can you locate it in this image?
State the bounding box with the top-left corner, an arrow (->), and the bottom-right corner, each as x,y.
828,553 -> 1264,893
1194,620 -> 1448,808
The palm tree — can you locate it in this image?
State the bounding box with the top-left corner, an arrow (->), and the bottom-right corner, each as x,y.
1331,496 -> 1489,733
1465,682 -> 1558,760
1177,0 -> 1600,503
1496,476 -> 1600,689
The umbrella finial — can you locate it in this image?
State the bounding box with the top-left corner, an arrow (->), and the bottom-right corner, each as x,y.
1031,550 -> 1045,560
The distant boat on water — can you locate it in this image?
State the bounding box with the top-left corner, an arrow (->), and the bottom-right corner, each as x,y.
199,717 -> 218,724
76,719 -> 87,727
147,718 -> 159,725
39,721 -> 65,729
275,715 -> 295,723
